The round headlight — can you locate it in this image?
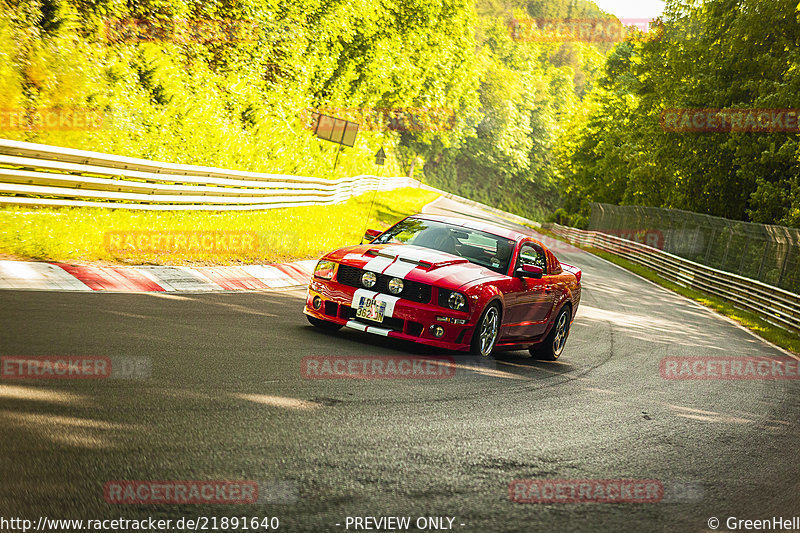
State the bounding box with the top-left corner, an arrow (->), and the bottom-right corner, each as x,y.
448,292 -> 466,310
388,277 -> 404,295
361,271 -> 377,288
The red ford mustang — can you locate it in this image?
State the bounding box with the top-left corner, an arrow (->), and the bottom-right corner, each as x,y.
304,214 -> 581,359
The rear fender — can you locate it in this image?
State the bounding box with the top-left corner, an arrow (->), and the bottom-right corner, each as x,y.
561,262 -> 582,284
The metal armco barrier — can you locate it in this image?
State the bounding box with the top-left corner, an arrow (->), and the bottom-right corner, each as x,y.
589,202 -> 800,294
0,139 -> 420,210
550,223 -> 800,334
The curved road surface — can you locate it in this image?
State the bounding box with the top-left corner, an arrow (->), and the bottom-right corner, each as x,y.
1,197 -> 798,532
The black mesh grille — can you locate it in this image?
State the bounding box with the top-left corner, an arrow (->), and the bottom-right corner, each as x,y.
336,264 -> 363,287
336,264 -> 432,304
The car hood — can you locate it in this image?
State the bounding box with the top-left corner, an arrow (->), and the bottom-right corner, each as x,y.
325,243 -> 507,290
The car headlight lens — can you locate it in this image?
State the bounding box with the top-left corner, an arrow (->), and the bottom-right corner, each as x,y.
448,291 -> 467,311
314,260 -> 336,280
388,277 -> 404,295
361,271 -> 377,288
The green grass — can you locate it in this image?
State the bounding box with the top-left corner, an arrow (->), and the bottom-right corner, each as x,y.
536,229 -> 800,355
0,187 -> 440,265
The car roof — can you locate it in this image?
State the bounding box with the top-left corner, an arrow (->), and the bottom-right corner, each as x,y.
409,213 -> 541,242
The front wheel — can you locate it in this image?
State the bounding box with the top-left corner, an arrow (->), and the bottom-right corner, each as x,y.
470,303 -> 501,357
529,306 -> 571,361
306,315 -> 343,331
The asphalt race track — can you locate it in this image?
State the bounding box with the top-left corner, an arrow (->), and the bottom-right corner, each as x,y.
1,198 -> 799,532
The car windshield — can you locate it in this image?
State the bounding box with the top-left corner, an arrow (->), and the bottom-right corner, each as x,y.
372,218 -> 515,274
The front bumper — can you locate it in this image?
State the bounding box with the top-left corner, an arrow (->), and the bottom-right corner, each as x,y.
304,278 -> 474,352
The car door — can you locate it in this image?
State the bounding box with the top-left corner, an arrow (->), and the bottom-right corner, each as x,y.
503,242 -> 556,340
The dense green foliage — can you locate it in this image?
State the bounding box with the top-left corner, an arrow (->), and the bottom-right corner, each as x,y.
419,0 -> 608,220
0,0 -> 610,222
558,0 -> 800,228
3,0 -> 798,228
1,0 -> 479,178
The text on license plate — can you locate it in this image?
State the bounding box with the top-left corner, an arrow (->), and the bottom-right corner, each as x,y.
356,296 -> 386,323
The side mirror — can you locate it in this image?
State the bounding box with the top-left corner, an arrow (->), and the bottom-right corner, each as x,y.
515,264 -> 543,279
363,228 -> 382,243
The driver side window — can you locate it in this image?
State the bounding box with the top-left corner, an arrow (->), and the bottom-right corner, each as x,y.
518,244 -> 547,274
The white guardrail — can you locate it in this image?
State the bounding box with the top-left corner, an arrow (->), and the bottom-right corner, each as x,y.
549,223 -> 800,334
0,139 -> 422,211
0,137 -> 543,224
0,138 -> 546,226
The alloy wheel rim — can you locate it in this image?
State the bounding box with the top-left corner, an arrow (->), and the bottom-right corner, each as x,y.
479,307 -> 499,356
552,312 -> 568,356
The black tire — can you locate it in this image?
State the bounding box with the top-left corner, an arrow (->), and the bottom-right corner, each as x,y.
306,315 -> 343,331
470,303 -> 501,357
529,306 -> 571,361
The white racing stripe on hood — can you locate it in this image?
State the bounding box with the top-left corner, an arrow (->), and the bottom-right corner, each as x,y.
381,259 -> 417,279
363,254 -> 395,273
373,245 -> 464,281
378,245 -> 406,256
384,244 -> 455,264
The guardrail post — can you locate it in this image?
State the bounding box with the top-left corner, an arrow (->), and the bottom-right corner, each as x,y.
777,248 -> 791,288
720,229 -> 733,268
737,238 -> 750,276
756,241 -> 769,281
704,228 -> 716,264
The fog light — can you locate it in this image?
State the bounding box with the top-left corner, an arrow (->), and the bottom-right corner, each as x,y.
388,277 -> 404,295
312,296 -> 322,310
430,325 -> 445,338
361,271 -> 377,288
